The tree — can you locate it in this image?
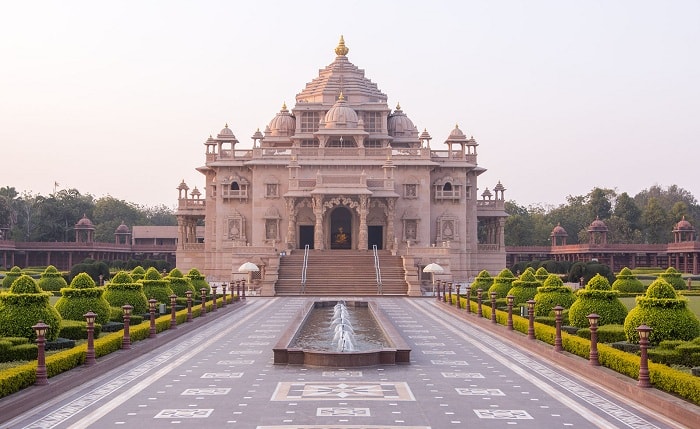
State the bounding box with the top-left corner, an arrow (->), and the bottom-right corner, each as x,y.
641,197 -> 670,243
93,197 -> 145,242
547,194 -> 590,245
588,187 -> 613,221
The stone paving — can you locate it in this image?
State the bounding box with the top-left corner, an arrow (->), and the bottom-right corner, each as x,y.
1,297 -> 688,428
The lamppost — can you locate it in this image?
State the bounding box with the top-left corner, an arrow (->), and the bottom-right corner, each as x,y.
211,285 -> 218,312
587,313 -> 600,366
122,304 -> 133,350
84,311 -> 97,366
490,291 -> 497,323
32,321 -> 49,385
242,279 -> 247,300
637,324 -> 653,387
465,286 -> 471,314
169,294 -> 178,329
476,289 -> 483,317
553,305 -> 564,352
527,299 -> 536,339
200,288 -> 207,316
222,283 -> 228,307
148,299 -> 157,338
447,282 -> 453,305
236,280 -> 241,299
436,280 -> 442,301
506,295 -> 514,330
443,281 -> 448,303
455,283 -> 461,309
185,290 -> 193,322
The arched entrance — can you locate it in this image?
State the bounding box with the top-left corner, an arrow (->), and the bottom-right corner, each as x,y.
330,206 -> 352,249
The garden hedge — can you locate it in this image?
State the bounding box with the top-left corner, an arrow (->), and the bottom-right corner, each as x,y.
55,273 -> 111,325
568,274 -> 627,328
0,275 -> 62,341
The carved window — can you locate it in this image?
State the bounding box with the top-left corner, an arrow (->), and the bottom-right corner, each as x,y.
266,184 -> 278,198
404,184 -> 418,199
362,111 -> 382,132
300,112 -> 320,132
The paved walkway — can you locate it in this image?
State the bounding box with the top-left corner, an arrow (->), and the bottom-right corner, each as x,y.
1,297 -> 694,428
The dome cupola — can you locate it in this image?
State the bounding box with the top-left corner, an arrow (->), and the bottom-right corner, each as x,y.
267,103 -> 296,136
323,93 -> 359,129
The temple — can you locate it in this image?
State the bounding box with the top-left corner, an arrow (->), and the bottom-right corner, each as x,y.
175,36 -> 508,295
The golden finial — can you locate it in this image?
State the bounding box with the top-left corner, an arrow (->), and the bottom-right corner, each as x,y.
338,92 -> 345,101
335,35 -> 349,56
225,123 -> 229,128
282,102 -> 287,110
396,102 -> 401,111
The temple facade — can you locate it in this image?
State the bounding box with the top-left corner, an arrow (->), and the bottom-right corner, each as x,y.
175,37 -> 507,295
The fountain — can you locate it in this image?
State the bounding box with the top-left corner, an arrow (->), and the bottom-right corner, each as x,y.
274,299 -> 411,367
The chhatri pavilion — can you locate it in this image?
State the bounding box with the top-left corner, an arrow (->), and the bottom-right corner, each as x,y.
175,37 -> 507,295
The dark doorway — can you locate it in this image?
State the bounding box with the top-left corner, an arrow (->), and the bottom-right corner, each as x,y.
299,225 -> 314,249
330,207 -> 352,249
368,226 -> 383,249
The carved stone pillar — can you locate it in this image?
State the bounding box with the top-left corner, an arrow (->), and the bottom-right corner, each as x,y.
386,198 -> 396,250
498,218 -> 506,248
313,195 -> 324,250
359,195 -> 368,250
285,197 -> 297,248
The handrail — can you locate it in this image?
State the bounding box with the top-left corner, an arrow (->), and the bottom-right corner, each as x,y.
373,245 -> 383,294
300,244 -> 309,294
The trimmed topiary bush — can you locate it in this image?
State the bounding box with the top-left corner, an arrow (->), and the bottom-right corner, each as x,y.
506,270 -> 541,306
187,268 -> 209,299
166,268 -> 196,297
611,267 -> 645,293
2,266 -> 22,289
568,274 -> 627,328
38,265 -> 68,293
488,268 -> 516,298
140,267 -> 174,304
623,278 -> 700,345
55,272 -> 111,325
533,274 -> 576,316
469,270 -> 493,296
0,275 -> 62,341
130,266 -> 146,281
534,267 -> 549,282
103,271 -> 149,314
657,267 -> 686,290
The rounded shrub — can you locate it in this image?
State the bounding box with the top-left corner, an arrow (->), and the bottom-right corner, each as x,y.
611,267 -> 645,293
506,270 -> 541,306
657,267 -> 686,290
2,266 -> 23,289
38,265 -> 68,292
533,274 -> 575,316
470,270 -> 493,296
568,274 -> 627,328
488,268 -> 516,298
534,267 -> 549,282
140,267 -> 174,304
130,266 -> 146,281
0,275 -> 62,341
166,268 -> 196,297
103,271 -> 149,314
187,268 -> 209,299
55,272 -> 111,325
623,278 -> 700,344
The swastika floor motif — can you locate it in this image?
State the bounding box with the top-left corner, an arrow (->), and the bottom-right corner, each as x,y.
441,372 -> 484,378
456,387 -> 505,396
181,387 -> 231,395
316,407 -> 371,416
473,409 -> 534,419
271,382 -> 415,401
153,409 -> 213,419
200,372 -> 243,378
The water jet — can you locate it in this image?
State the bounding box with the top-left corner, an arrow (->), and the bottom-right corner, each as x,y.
274,299 -> 411,367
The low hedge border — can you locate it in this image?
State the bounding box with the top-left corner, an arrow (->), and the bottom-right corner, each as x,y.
451,295 -> 700,406
0,295 -> 236,399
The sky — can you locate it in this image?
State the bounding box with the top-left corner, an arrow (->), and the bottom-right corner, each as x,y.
1,1 -> 699,210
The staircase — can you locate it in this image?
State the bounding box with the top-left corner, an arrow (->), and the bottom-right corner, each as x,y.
275,250 -> 408,295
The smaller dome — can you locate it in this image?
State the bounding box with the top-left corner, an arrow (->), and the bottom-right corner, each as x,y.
481,188 -> 493,199
494,181 -> 506,192
419,128 -> 432,140
75,214 -> 95,229
268,103 -> 296,136
177,179 -> 189,191
388,103 -> 416,137
675,216 -> 693,231
449,124 -> 466,139
551,223 -> 568,237
324,93 -> 359,128
588,216 -> 608,232
217,123 -> 239,142
115,222 -> 129,233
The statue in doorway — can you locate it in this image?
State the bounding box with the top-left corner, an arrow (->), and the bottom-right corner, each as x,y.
335,226 -> 349,246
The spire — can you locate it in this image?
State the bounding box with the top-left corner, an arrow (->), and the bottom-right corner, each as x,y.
282,101 -> 287,111
338,92 -> 345,101
335,35 -> 349,56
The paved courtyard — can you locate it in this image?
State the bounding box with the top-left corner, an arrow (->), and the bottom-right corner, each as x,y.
2,297 -> 689,428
